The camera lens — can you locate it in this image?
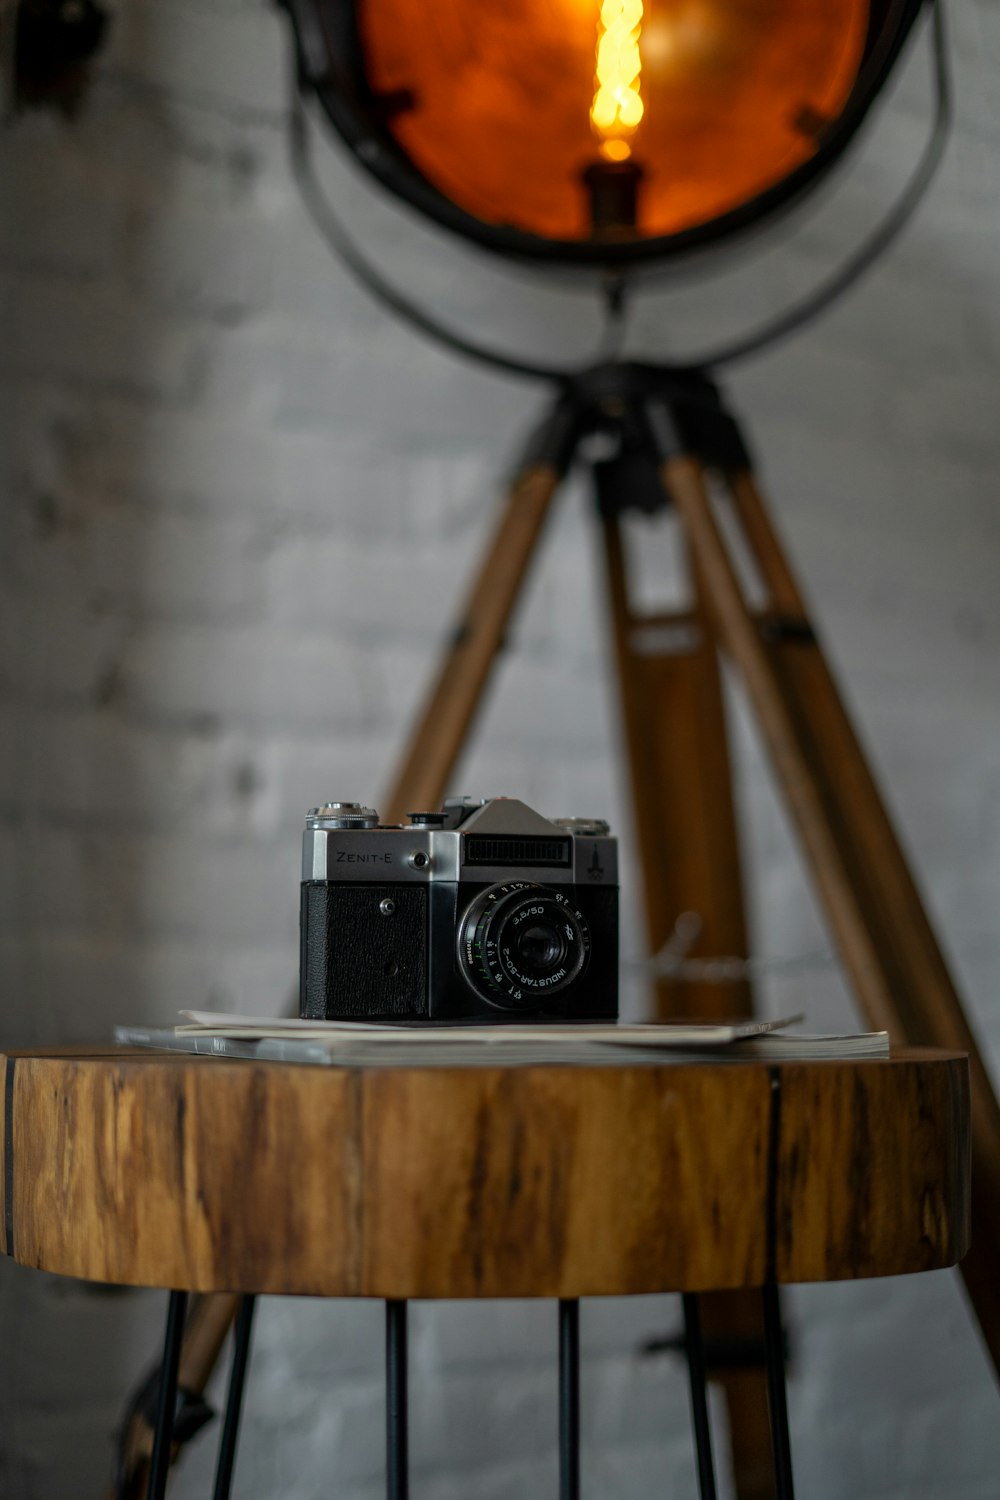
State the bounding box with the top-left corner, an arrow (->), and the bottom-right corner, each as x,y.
458,882 -> 590,1009
515,922 -> 566,975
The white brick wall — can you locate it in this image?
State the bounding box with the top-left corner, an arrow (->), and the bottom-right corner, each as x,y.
1,1 -> 999,1496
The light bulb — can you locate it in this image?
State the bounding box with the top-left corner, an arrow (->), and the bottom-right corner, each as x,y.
591,0 -> 644,160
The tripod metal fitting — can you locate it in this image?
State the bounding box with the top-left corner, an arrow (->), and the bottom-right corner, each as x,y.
522,363 -> 751,520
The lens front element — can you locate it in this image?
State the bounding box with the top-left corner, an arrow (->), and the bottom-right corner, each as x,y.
460,882 -> 591,1009
516,921 -> 566,974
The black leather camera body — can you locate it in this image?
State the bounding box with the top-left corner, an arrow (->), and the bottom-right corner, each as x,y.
300,797 -> 618,1023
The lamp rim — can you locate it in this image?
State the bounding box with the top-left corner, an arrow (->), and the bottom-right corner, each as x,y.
292,0 -> 927,269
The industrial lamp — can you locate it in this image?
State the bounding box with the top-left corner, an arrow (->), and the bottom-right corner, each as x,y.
282,0 -> 948,371
286,0 -> 930,260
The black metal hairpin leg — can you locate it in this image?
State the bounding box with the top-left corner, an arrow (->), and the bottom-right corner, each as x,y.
212,1295 -> 257,1500
681,1294 -> 719,1500
147,1289 -> 188,1500
386,1300 -> 409,1500
559,1299 -> 580,1500
762,1283 -> 795,1500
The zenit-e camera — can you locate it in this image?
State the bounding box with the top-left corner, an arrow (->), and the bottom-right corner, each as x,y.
300,797 -> 618,1023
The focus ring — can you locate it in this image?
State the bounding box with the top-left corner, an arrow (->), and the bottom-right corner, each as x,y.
459,882 -> 591,1010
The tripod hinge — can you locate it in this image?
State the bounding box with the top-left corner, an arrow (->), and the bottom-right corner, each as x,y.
644,388 -> 752,472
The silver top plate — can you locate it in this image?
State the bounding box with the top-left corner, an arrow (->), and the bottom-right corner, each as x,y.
302,827 -> 618,886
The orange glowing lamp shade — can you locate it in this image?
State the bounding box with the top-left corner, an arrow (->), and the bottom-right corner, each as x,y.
301,0 -> 924,264
357,0 -> 871,243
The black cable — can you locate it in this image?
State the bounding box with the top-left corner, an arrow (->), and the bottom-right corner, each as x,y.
288,0 -> 950,383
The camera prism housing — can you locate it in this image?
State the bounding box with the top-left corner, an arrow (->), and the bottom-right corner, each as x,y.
300,797 -> 618,1023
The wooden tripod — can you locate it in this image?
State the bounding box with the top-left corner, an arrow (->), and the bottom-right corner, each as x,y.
383,362 -> 1000,1495
107,365 -> 998,1500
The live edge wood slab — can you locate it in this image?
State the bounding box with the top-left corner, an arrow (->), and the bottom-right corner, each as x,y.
0,1047 -> 969,1302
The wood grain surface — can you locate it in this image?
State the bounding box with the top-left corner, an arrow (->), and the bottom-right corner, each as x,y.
0,1047 -> 969,1299
774,1054 -> 970,1283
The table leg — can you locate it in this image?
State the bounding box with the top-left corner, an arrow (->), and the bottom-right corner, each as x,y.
762,1283 -> 795,1500
211,1294 -> 256,1500
386,1300 -> 409,1500
682,1294 -> 719,1500
558,1299 -> 581,1500
147,1289 -> 188,1500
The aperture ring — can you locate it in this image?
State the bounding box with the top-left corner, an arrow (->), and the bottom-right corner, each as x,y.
459,881 -> 591,1009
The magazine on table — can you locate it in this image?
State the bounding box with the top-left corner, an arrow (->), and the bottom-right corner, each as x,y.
114,1010 -> 890,1068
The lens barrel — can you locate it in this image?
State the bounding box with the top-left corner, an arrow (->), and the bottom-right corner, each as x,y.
459,882 -> 591,1009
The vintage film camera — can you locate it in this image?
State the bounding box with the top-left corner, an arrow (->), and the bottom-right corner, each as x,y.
300,797 -> 618,1023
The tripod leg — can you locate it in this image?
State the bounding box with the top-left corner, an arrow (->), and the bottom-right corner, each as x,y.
601,511 -> 779,1499
661,454 -> 1000,1378
661,455 -> 904,1029
382,398 -> 576,822
601,510 -> 752,1020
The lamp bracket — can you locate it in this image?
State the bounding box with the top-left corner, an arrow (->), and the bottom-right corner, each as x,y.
278,0 -> 335,88
521,365 -> 751,520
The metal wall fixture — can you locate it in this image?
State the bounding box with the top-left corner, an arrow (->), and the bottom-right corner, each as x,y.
2,0 -> 110,116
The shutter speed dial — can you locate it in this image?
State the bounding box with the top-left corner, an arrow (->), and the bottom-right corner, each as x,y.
458,881 -> 591,1009
307,803 -> 379,829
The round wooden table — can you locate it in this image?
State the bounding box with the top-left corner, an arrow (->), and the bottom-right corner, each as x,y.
0,1046 -> 970,1500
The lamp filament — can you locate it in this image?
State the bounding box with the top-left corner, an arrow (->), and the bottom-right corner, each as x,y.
591,0 -> 644,161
